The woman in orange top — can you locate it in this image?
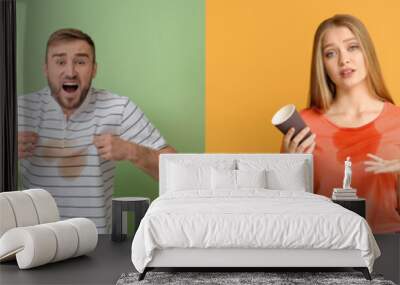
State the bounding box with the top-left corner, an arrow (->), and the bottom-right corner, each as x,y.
281,14 -> 400,234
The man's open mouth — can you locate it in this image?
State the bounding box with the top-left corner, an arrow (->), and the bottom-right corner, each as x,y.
62,83 -> 79,93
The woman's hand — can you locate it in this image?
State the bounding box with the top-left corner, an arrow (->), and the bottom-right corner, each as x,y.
364,153 -> 400,174
364,154 -> 400,215
281,127 -> 316,153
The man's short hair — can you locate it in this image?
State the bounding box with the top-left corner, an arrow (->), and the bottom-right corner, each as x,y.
46,28 -> 96,63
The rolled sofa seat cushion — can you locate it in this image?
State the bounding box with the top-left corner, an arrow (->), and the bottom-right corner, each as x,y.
0,218 -> 98,269
0,191 -> 39,227
23,189 -> 59,224
65,218 -> 98,257
0,225 -> 57,268
42,221 -> 79,263
0,189 -> 59,238
0,196 -> 17,237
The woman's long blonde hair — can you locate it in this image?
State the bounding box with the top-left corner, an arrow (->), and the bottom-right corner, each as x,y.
309,14 -> 393,110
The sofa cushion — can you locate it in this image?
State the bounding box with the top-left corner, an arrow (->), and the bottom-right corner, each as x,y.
0,218 -> 97,269
0,189 -> 59,238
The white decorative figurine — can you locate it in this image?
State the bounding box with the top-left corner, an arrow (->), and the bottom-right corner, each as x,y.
332,157 -> 357,199
342,156 -> 352,189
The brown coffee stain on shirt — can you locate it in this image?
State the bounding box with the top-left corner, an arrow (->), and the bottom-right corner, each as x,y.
38,138 -> 89,180
332,125 -> 381,164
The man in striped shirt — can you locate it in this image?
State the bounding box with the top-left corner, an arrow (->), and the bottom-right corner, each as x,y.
17,28 -> 176,234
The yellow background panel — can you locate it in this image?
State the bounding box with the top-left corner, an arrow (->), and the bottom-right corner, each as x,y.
206,0 -> 400,152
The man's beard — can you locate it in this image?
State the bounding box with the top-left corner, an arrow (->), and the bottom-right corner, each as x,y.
48,80 -> 92,111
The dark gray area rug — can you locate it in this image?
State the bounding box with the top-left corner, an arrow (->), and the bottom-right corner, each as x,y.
116,271 -> 396,285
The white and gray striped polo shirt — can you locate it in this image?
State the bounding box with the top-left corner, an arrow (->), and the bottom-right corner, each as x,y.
18,87 -> 167,234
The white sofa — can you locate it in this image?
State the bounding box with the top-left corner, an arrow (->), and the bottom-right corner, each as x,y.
0,189 -> 98,269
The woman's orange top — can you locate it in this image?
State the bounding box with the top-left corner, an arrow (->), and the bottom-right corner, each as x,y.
301,102 -> 400,233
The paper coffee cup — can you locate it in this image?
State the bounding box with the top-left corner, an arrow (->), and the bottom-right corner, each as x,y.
271,104 -> 310,139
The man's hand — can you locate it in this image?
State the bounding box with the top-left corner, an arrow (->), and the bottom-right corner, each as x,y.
93,133 -> 176,180
18,131 -> 38,159
93,134 -> 135,161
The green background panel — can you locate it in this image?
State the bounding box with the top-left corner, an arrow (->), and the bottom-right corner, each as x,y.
16,0 -> 205,200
